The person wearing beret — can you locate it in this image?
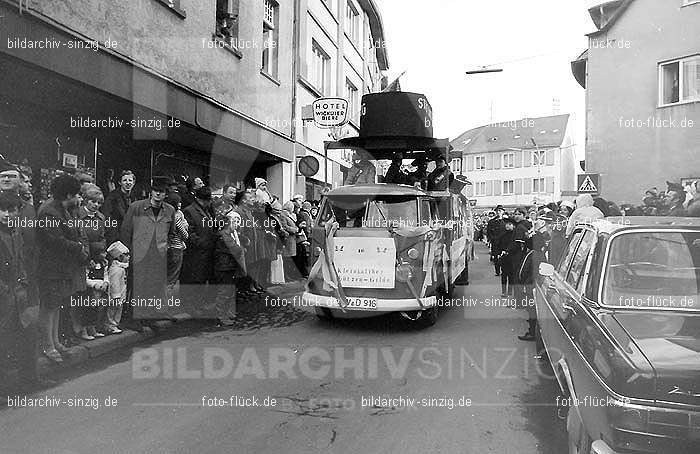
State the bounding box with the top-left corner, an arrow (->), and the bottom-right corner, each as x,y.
120,176 -> 175,320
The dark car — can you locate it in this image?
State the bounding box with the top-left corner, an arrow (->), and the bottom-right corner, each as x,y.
536,217 -> 700,454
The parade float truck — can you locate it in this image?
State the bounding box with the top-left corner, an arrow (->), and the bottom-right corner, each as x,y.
302,92 -> 473,328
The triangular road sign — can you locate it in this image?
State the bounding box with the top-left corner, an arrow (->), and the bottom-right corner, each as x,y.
578,175 -> 598,193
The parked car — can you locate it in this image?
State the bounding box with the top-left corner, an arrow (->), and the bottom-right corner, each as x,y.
536,217 -> 700,454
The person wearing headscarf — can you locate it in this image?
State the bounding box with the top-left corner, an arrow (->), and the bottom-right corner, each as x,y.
280,201 -> 301,279
566,194 -> 604,238
213,208 -> 247,326
254,178 -> 272,205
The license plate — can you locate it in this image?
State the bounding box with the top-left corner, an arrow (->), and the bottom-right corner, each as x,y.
344,297 -> 378,310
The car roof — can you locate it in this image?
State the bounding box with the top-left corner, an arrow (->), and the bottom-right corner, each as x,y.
327,184 -> 429,197
587,216 -> 700,234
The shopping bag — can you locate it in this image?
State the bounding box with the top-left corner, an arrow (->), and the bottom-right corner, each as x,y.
270,253 -> 285,284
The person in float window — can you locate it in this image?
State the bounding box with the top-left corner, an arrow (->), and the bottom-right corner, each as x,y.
345,150 -> 376,185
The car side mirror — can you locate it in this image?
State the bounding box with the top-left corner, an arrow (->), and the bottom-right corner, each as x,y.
539,262 -> 555,277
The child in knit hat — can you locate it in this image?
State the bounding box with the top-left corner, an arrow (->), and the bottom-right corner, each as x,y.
105,241 -> 130,334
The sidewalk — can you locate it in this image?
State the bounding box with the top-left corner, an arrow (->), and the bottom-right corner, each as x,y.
35,279 -> 306,377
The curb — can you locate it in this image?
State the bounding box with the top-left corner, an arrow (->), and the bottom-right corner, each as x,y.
37,328 -> 156,376
35,281 -> 304,377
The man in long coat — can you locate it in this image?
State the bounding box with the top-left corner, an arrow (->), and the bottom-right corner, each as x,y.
120,177 -> 175,320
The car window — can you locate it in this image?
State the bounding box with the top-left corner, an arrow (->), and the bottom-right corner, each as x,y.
602,231 -> 700,309
566,230 -> 596,289
557,231 -> 583,276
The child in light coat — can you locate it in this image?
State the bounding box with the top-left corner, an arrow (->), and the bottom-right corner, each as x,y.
105,241 -> 130,334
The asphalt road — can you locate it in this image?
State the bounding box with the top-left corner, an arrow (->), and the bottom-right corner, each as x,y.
1,243 -> 567,454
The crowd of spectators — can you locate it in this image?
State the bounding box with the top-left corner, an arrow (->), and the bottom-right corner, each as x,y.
0,160 -> 322,392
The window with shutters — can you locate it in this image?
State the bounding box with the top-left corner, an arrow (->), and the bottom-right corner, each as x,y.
533,177 -> 545,193
532,150 -> 546,167
475,156 -> 486,170
503,180 -> 515,195
502,153 -> 514,168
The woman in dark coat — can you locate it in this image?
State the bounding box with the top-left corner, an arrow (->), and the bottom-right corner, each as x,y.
36,175 -> 89,362
496,218 -> 516,297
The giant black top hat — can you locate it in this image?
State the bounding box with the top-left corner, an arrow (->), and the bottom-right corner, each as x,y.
359,92 -> 433,139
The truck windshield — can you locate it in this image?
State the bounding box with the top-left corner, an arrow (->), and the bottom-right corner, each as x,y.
602,231 -> 700,310
319,195 -> 419,229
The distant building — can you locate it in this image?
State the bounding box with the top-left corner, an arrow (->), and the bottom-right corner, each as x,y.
452,114 -> 578,208
293,0 -> 389,201
572,0 -> 700,204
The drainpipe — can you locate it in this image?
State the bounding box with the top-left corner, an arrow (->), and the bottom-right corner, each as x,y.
290,0 -> 300,143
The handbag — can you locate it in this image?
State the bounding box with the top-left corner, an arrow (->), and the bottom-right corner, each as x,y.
270,253 -> 285,284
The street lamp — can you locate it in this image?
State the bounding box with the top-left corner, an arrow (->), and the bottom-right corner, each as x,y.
465,67 -> 504,75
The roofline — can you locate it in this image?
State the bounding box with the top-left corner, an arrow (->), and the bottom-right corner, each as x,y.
357,0 -> 389,70
586,0 -> 635,37
452,113 -> 571,140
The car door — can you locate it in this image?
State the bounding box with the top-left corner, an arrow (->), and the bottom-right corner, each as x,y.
537,229 -> 584,365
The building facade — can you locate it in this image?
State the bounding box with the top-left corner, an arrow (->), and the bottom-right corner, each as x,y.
1,0 -> 299,201
572,0 -> 700,204
292,0 -> 389,201
453,114 -> 579,208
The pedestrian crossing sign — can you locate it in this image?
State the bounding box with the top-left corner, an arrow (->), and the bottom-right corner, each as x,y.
577,174 -> 599,194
